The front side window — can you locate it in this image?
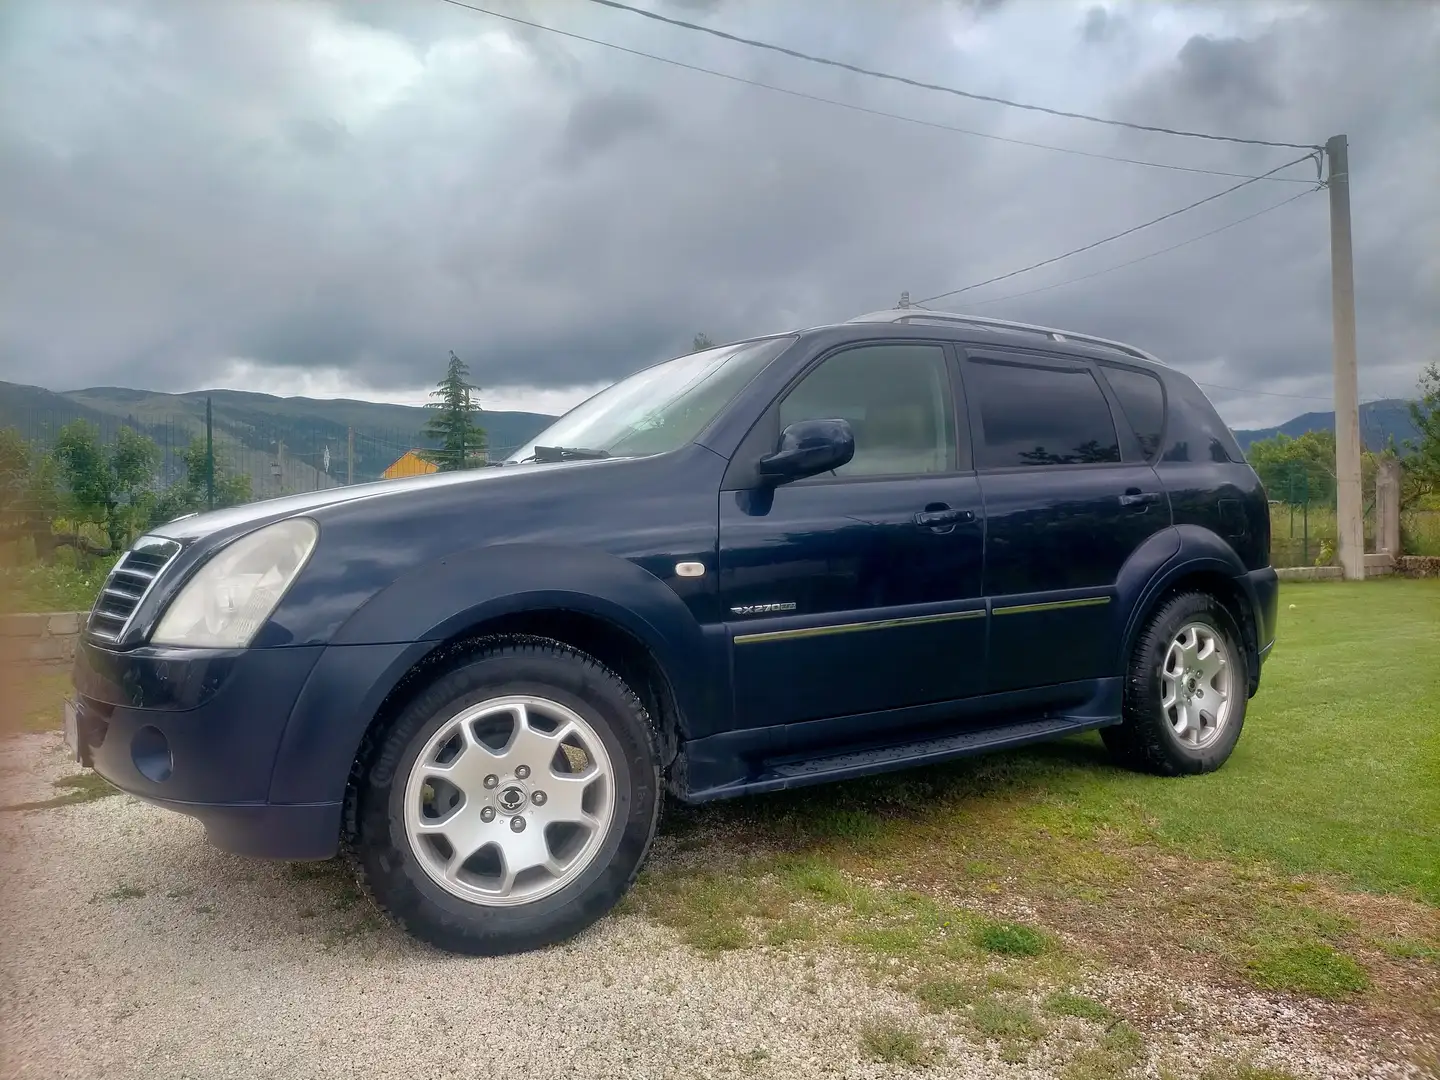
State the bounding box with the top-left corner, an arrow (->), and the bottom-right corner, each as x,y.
779,344 -> 956,477
506,336 -> 794,463
967,357 -> 1121,469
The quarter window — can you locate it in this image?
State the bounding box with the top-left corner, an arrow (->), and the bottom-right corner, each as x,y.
1102,365 -> 1166,460
967,358 -> 1121,469
779,344 -> 957,477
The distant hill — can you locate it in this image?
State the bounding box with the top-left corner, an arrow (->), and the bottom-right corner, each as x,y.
1232,399 -> 1419,454
0,380 -> 556,492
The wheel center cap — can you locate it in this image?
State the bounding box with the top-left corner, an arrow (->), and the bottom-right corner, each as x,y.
497,785 -> 526,814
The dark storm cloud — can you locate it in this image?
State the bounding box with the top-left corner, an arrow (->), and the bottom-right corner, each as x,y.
557,89 -> 667,167
1173,34 -> 1283,110
1081,6 -> 1116,44
0,0 -> 1434,427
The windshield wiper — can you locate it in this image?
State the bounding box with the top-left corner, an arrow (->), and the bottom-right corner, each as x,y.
514,445 -> 612,464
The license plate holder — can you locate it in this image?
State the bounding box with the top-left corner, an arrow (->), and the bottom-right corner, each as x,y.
62,698 -> 81,763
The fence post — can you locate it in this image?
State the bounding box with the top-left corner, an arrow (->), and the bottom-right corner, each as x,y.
205,397 -> 215,511
1302,471 -> 1310,566
1375,457 -> 1402,556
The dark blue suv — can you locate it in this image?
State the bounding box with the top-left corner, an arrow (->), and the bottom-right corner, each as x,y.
67,308 -> 1278,955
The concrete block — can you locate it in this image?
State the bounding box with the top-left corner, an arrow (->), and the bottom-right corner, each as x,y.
0,613 -> 48,638
1276,566 -> 1343,582
46,612 -> 84,636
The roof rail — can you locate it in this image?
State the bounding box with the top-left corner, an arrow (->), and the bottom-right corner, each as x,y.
846,308 -> 1163,366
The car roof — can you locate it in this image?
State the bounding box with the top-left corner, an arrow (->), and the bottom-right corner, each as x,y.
835,308 -> 1166,368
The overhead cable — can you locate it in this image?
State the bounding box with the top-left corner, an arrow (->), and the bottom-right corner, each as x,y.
969,185 -> 1322,307
914,152 -> 1320,305
583,0 -> 1323,151
433,0 -> 1315,182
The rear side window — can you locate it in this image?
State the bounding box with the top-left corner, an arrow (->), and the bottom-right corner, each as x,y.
1101,365 -> 1166,461
966,357 -> 1121,469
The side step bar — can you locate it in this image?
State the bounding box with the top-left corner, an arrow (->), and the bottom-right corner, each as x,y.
684,714 -> 1115,802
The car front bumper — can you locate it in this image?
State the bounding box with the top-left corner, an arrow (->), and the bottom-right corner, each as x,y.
70,637 -> 424,860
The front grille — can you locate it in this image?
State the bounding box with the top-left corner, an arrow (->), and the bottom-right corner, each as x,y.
88,537 -> 182,644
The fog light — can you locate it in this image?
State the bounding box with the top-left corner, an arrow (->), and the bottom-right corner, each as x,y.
132,725 -> 173,783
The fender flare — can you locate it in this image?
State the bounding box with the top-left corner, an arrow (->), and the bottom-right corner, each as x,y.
329,542 -> 716,737
1117,525 -> 1253,671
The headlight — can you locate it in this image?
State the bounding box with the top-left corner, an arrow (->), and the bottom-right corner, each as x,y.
151,518 -> 319,648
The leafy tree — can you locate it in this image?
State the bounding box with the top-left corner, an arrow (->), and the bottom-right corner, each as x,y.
148,436 -> 252,526
52,422 -> 159,552
691,332 -> 716,353
420,351 -> 488,471
1246,427 -> 1380,507
1403,362 -> 1440,506
0,428 -> 61,555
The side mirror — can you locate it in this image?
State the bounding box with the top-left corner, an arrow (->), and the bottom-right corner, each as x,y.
757,418 -> 855,483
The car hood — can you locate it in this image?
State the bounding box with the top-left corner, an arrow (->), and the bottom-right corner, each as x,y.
149,459 -> 601,542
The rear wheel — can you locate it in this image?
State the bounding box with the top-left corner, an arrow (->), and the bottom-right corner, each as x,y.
1102,591 -> 1248,776
346,638 -> 661,955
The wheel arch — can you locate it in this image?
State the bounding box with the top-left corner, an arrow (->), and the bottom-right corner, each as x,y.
271,544 -> 717,810
1119,526 -> 1260,696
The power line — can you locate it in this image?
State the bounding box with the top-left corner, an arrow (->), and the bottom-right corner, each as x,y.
583,0 -> 1322,151
1198,382 -> 1333,402
915,152 -> 1319,305
969,184 -> 1322,307
432,0 -> 1314,183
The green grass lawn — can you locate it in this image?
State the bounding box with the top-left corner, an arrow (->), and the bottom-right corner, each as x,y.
686,578 -> 1440,907
0,556 -> 115,614
1070,578 -> 1440,903
627,580 -> 1440,1056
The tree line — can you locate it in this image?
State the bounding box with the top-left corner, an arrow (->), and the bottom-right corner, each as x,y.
0,422 -> 253,558
1246,362 -> 1440,514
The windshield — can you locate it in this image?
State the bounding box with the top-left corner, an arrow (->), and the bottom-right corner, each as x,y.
505,336 -> 795,463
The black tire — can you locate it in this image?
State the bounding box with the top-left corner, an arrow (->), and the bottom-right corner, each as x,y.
344,636 -> 661,955
1102,591 -> 1249,776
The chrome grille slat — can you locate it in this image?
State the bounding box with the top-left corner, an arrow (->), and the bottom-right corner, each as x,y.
87,537 -> 182,644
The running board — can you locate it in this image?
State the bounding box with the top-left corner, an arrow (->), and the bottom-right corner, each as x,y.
683,715 -> 1114,802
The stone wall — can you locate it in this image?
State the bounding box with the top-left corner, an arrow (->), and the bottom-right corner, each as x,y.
0,612 -> 87,665
1398,555 -> 1440,578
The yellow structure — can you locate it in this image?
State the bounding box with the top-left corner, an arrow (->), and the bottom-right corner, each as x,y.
381,450 -> 438,480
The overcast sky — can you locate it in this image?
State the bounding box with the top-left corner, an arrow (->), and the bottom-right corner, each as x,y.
1,0 -> 1435,427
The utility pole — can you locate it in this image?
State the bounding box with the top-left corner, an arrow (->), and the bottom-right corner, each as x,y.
1326,134 -> 1364,581
347,427 -> 355,486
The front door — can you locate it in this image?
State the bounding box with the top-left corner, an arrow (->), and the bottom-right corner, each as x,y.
718,342 -> 987,729
960,349 -> 1172,693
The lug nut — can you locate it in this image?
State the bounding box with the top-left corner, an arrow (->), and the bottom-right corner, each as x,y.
531,791 -> 547,806
510,816 -> 526,833
483,774 -> 498,789
480,806 -> 496,823
515,765 -> 530,780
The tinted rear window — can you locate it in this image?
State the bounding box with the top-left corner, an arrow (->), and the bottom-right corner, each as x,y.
967,358 -> 1121,469
1102,365 -> 1166,460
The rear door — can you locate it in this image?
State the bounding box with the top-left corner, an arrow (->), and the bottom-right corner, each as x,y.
961,348 -> 1171,693
718,341 -> 987,728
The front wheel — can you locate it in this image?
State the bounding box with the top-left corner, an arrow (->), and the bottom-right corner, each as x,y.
1102,591 -> 1249,776
346,638 -> 661,955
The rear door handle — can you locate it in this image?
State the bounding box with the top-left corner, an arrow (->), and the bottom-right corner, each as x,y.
914,507 -> 974,527
1119,490 -> 1162,508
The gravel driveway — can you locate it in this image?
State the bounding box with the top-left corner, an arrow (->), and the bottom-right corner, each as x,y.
0,731 -> 1426,1080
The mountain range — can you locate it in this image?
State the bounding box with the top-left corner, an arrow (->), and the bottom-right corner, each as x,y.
0,379 -> 1421,492
0,380 -> 556,491
1231,398 -> 1419,453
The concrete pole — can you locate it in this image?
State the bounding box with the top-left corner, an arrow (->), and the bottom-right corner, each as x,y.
1326,135 -> 1365,580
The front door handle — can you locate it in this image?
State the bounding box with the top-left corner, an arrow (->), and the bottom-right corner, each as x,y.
1119,490 -> 1162,508
914,507 -> 975,528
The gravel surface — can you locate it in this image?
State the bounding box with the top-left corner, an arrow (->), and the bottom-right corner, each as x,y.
0,732 -> 1427,1080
